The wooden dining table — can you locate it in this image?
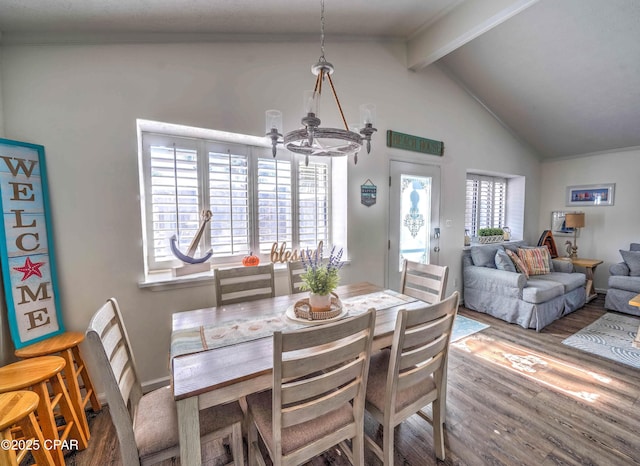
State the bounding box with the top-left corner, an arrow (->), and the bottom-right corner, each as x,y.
171,281 -> 426,466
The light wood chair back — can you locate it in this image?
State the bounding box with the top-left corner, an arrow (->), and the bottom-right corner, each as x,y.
247,309 -> 377,466
0,391 -> 55,466
85,298 -> 144,465
286,260 -> 306,294
86,298 -> 245,466
364,292 -> 459,464
214,263 -> 275,306
400,259 -> 449,304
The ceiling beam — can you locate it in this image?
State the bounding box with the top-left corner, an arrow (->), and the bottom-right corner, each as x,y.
407,0 -> 539,71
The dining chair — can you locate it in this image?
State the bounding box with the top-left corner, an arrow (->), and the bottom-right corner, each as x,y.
246,309 -> 377,466
214,263 -> 275,306
364,291 -> 459,464
85,298 -> 245,466
286,260 -> 306,294
400,259 -> 449,304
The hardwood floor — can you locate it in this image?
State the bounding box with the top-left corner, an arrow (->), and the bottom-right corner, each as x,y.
65,295 -> 640,465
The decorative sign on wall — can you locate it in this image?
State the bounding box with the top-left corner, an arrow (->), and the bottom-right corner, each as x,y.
386,130 -> 444,156
0,138 -> 65,349
361,179 -> 377,207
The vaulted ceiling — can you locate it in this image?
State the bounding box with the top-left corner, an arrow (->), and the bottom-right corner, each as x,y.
1,0 -> 638,159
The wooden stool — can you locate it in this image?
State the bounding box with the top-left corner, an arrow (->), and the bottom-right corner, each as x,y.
15,331 -> 101,441
0,391 -> 55,466
0,356 -> 88,466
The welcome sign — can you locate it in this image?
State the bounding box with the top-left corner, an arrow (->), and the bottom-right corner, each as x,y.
0,138 -> 64,349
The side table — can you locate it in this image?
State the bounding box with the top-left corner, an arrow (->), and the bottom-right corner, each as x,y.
629,293 -> 640,349
570,258 -> 603,303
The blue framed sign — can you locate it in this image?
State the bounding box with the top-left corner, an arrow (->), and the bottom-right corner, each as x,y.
0,137 -> 65,349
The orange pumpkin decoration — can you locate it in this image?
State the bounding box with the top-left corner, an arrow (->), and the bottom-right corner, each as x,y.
242,252 -> 260,267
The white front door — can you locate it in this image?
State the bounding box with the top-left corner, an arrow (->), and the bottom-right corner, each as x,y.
387,161 -> 441,291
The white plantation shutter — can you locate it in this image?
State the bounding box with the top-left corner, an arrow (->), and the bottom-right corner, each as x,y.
147,141 -> 200,267
140,130 -> 335,272
257,157 -> 293,254
465,174 -> 507,237
208,148 -> 250,257
298,161 -> 329,249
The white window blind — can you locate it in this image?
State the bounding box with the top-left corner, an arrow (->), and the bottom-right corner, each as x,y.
465,174 -> 507,237
208,148 -> 250,258
257,157 -> 293,254
147,142 -> 200,267
298,161 -> 329,249
140,129 -> 333,273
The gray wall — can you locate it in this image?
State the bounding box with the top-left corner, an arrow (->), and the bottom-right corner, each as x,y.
539,148 -> 640,291
0,39 -> 541,386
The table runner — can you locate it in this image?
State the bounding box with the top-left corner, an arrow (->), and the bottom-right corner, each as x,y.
171,290 -> 416,358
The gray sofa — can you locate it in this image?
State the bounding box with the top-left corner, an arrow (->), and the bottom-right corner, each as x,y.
463,241 -> 586,331
604,242 -> 640,316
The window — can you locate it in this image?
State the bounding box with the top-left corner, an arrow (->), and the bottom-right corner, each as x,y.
465,174 -> 507,237
138,124 -> 332,273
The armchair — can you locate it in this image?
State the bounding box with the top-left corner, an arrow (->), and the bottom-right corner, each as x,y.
605,243 -> 640,316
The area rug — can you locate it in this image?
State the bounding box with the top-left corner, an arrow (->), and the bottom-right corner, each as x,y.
562,313 -> 640,370
451,315 -> 489,343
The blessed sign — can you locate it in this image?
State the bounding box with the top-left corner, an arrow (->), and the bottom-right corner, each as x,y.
0,138 -> 64,349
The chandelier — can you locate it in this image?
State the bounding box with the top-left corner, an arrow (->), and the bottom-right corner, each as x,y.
265,0 -> 377,165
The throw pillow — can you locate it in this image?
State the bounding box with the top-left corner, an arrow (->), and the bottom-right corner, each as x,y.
470,244 -> 504,268
506,249 -> 529,278
630,243 -> 640,252
495,249 -> 517,273
517,247 -> 552,276
620,249 -> 640,276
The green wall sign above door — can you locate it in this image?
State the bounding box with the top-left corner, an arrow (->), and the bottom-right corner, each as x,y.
386,130 -> 444,156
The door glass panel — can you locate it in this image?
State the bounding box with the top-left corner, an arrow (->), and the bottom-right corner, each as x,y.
398,174 -> 431,271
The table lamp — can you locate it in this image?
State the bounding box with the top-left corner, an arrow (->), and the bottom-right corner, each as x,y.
564,212 -> 585,259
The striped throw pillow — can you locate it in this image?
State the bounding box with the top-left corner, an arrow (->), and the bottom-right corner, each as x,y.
506,249 -> 529,279
517,247 -> 552,276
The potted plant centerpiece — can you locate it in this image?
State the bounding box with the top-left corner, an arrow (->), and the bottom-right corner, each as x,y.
300,246 -> 344,311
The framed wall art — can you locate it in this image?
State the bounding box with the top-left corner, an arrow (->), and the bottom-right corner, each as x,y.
0,137 -> 65,349
566,183 -> 615,206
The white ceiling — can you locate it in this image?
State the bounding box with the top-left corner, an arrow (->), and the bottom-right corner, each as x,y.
1,0 -> 638,160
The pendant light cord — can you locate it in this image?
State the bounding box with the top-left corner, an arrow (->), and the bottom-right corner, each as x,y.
319,0 -> 326,62
317,0 -> 349,130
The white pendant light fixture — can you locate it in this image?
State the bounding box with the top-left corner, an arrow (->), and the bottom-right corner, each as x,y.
265,0 -> 377,165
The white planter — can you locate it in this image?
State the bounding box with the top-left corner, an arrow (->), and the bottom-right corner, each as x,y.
309,292 -> 332,311
476,235 -> 504,244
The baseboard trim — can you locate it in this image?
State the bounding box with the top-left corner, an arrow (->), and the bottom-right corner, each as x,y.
142,376 -> 171,393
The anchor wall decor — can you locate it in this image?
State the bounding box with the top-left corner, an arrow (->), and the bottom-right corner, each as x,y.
171,210 -> 213,277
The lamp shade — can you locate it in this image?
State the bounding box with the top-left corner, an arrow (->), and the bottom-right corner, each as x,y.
564,212 -> 585,228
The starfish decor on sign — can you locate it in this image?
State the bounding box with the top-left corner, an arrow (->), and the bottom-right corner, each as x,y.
13,257 -> 46,281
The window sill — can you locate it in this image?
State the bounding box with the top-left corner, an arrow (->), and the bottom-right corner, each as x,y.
138,262 -> 291,292
138,270 -> 216,291
462,239 -> 523,251
138,260 -> 350,292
